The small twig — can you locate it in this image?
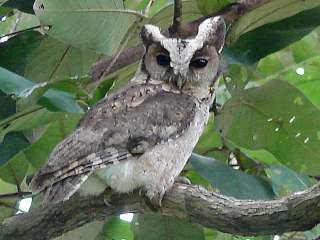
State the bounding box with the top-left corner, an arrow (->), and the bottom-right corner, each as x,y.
0,192 -> 32,200
0,106 -> 44,129
0,25 -> 41,38
169,0 -> 182,36
144,0 -> 155,16
86,30 -> 134,93
0,202 -> 22,213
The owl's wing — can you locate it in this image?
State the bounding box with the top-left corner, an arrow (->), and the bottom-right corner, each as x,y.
30,84 -> 197,203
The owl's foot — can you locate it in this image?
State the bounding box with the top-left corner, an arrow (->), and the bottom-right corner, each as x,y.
174,176 -> 191,185
103,187 -> 114,206
144,189 -> 165,211
145,195 -> 162,211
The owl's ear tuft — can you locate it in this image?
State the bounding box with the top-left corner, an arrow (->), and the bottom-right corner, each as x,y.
140,24 -> 164,46
197,16 -> 226,54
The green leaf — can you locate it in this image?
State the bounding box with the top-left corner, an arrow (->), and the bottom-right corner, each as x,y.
0,106 -> 60,142
25,113 -> 81,170
133,213 -> 204,240
55,221 -> 105,240
194,114 -> 223,155
228,0 -> 320,44
96,217 -> 133,240
149,1 -> 201,30
266,164 -> 315,196
0,179 -> 18,223
0,91 -> 15,120
39,89 -> 83,113
196,0 -> 234,16
191,154 -> 275,200
2,0 -> 35,14
0,66 -> 83,113
216,79 -> 320,176
256,28 -> 320,108
0,151 -> 29,184
0,31 -> 101,83
33,0 -> 143,54
226,6 -> 320,65
0,6 -> 12,17
0,132 -> 29,166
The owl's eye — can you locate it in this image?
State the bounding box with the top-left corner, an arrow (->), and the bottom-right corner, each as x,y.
190,58 -> 208,69
156,54 -> 170,67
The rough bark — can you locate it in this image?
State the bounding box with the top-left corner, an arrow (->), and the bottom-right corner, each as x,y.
1,182 -> 320,240
90,0 -> 272,82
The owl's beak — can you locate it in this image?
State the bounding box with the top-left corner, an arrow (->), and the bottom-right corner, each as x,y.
173,73 -> 186,90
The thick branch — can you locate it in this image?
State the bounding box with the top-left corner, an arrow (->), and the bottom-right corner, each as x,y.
90,0 -> 271,82
1,182 -> 320,240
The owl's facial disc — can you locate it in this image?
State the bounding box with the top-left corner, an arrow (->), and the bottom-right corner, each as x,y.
141,16 -> 226,90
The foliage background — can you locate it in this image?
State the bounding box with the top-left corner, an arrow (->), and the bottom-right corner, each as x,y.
1,0 -> 320,239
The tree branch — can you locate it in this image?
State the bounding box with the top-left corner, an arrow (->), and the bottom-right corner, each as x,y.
1,182 -> 320,240
90,0 -> 271,82
168,0 -> 182,36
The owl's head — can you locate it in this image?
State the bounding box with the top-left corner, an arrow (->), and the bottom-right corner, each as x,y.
139,16 -> 226,94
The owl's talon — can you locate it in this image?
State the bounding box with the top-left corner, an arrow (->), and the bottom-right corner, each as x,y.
145,196 -> 162,211
103,189 -> 113,206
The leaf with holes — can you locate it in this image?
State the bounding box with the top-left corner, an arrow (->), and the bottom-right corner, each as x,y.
216,79 -> 320,176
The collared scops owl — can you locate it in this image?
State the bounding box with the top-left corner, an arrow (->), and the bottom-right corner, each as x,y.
30,16 -> 226,206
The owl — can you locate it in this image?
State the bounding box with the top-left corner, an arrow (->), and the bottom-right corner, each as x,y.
29,16 -> 226,207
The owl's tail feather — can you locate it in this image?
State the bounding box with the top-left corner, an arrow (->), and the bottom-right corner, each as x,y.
29,147 -> 131,204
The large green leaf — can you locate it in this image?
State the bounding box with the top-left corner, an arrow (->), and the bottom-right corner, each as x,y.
216,79 -> 320,176
0,66 -> 83,113
0,31 -> 101,83
191,154 -> 275,200
226,6 -> 320,65
133,213 -> 204,240
228,0 -> 320,43
33,0 -> 143,55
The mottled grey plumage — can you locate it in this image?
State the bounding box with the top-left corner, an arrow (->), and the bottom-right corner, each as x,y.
30,16 -> 226,206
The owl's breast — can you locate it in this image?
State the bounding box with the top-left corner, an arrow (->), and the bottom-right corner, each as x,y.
83,100 -> 210,197
79,88 -> 210,198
